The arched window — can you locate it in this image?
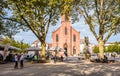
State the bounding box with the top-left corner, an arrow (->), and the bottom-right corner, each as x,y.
56,34 -> 59,42
65,27 -> 67,35
65,15 -> 69,21
73,46 -> 76,55
73,34 -> 76,42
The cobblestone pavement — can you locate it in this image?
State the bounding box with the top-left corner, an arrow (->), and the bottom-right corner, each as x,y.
0,59 -> 120,76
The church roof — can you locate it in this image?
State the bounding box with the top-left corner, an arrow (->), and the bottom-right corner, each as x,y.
52,15 -> 80,33
52,25 -> 80,33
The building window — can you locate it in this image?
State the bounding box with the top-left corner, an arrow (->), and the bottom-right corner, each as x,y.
73,46 -> 76,55
65,15 -> 69,21
73,34 -> 76,42
65,27 -> 67,35
56,34 -> 59,42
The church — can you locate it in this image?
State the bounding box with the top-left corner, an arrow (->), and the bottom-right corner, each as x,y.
52,15 -> 81,56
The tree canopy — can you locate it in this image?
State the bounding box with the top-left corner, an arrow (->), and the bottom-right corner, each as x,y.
106,42 -> 120,53
1,0 -> 64,59
2,37 -> 30,53
0,21 -> 20,39
72,0 -> 120,58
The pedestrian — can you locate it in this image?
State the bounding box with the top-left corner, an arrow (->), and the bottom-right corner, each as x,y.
64,51 -> 68,60
60,56 -> 63,62
20,54 -> 24,68
53,53 -> 57,63
14,54 -> 18,69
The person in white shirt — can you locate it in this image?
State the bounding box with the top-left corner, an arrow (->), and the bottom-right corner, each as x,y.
20,54 -> 24,68
14,54 -> 18,69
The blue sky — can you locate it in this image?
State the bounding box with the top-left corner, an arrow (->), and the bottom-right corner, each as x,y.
13,18 -> 120,45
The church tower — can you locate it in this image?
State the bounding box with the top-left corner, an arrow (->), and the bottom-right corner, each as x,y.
52,14 -> 80,56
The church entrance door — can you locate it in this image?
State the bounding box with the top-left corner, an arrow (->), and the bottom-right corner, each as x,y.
73,46 -> 76,56
63,43 -> 68,56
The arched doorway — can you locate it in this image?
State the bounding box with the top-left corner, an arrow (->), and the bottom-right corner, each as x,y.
73,46 -> 76,55
63,43 -> 68,56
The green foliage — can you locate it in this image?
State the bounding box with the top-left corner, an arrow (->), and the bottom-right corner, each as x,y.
105,42 -> 120,53
1,37 -> 11,44
6,0 -> 62,42
93,46 -> 99,53
72,0 -> 120,58
0,21 -> 20,39
0,0 -> 8,27
93,42 -> 120,53
6,0 -> 67,58
72,0 -> 120,43
2,37 -> 30,53
0,22 -> 4,35
0,0 -> 8,15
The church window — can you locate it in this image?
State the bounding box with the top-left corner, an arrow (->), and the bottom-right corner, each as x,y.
73,34 -> 76,42
65,15 -> 69,21
56,34 -> 59,42
65,27 -> 67,35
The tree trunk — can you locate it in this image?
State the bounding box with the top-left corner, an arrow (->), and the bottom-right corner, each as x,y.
98,39 -> 104,59
41,42 -> 46,60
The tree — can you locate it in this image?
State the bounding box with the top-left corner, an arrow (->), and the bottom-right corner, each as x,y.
1,37 -> 11,44
2,37 -> 30,53
2,0 -> 62,60
0,0 -> 28,37
93,46 -> 99,53
0,21 -> 20,39
83,37 -> 90,59
0,0 -> 8,34
106,42 -> 120,53
0,0 -> 75,60
73,0 -> 120,59
0,0 -> 8,16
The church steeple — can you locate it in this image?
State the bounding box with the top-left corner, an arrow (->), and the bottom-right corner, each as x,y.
61,14 -> 70,23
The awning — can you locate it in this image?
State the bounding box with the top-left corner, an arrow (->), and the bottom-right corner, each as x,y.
48,47 -> 64,52
9,46 -> 21,51
25,47 -> 41,51
0,44 -> 21,51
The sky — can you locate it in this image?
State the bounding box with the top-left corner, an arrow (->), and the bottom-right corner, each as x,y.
13,17 -> 120,45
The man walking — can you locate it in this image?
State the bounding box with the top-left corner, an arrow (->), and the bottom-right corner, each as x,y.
14,54 -> 18,69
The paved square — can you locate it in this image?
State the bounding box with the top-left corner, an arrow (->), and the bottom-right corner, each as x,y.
0,61 -> 120,76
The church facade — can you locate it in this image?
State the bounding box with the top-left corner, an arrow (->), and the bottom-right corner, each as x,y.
52,15 -> 80,56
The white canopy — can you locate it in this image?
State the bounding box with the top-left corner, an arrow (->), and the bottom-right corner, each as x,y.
25,47 -> 41,51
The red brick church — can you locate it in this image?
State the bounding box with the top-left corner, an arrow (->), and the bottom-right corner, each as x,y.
52,15 -> 80,56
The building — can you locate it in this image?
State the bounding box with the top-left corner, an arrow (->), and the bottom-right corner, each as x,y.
31,40 -> 40,47
52,15 -> 80,56
31,40 -> 51,50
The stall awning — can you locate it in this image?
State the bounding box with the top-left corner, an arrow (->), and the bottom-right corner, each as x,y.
0,44 -> 21,51
25,47 -> 41,51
